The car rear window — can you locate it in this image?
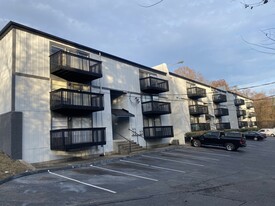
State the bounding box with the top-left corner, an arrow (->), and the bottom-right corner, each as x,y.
225,132 -> 242,137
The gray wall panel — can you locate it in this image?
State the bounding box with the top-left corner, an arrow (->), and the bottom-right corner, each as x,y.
0,112 -> 22,159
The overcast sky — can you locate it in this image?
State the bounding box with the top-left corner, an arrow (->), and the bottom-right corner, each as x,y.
0,0 -> 274,94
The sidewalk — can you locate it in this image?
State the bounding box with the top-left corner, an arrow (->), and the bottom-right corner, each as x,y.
0,144 -> 181,185
32,144 -> 181,170
32,153 -> 125,171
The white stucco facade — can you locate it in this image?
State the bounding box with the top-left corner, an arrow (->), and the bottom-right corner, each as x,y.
0,30 -> 12,114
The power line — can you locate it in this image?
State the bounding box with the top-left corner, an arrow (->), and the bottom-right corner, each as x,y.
253,94 -> 275,101
234,81 -> 275,90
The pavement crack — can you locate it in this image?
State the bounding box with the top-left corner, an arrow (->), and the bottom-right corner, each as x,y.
76,195 -> 154,206
189,182 -> 234,193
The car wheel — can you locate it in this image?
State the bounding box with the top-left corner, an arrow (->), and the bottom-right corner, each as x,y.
193,140 -> 201,147
254,137 -> 258,141
271,134 -> 274,137
225,143 -> 235,151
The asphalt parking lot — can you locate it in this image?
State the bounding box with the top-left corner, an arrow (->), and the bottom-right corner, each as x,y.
1,138 -> 275,206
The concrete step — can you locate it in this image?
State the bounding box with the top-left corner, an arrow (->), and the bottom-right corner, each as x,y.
117,141 -> 145,155
119,144 -> 143,150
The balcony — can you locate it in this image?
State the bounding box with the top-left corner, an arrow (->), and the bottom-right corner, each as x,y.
140,76 -> 169,94
142,101 -> 171,116
237,109 -> 246,117
50,88 -> 104,116
214,108 -> 229,117
248,112 -> 256,118
234,98 -> 245,106
191,123 -> 210,132
187,87 -> 206,99
189,105 -> 208,116
50,50 -> 102,84
216,123 -> 231,130
212,93 -> 227,103
246,102 -> 254,109
238,121 -> 248,128
143,126 -> 174,139
249,121 -> 257,127
50,127 -> 106,151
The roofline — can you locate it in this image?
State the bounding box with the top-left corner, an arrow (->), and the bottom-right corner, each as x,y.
0,21 -> 167,76
169,72 -> 253,100
227,90 -> 253,100
169,71 -> 226,93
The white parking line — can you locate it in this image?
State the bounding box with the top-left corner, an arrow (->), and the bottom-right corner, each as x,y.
48,170 -> 116,194
161,151 -> 220,161
90,165 -> 158,182
120,159 -> 186,173
141,155 -> 204,167
176,149 -> 231,157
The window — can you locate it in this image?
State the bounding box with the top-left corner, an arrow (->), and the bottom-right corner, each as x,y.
204,131 -> 220,138
143,117 -> 161,127
51,46 -> 63,55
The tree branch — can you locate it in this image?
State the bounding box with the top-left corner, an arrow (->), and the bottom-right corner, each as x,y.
241,36 -> 275,54
260,29 -> 275,42
138,0 -> 164,8
240,0 -> 269,9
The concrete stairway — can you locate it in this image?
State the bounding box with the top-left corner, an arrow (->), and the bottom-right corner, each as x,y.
117,141 -> 144,155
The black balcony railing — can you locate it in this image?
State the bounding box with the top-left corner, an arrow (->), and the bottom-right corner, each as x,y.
212,93 -> 227,103
216,122 -> 231,130
249,121 -> 257,127
189,105 -> 208,116
248,112 -> 256,118
234,98 -> 245,106
191,123 -> 210,132
143,126 -> 174,139
246,102 -> 254,109
238,121 -> 248,128
187,87 -> 206,99
237,109 -> 246,117
214,108 -> 229,117
50,88 -> 104,116
140,76 -> 169,94
142,101 -> 171,116
50,50 -> 102,84
50,127 -> 106,151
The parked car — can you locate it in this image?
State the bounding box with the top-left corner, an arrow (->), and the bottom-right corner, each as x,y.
258,128 -> 275,137
190,131 -> 246,151
243,131 -> 266,141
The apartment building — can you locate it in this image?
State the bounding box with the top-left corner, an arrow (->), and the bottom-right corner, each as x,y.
0,22 -> 256,163
154,64 -> 256,136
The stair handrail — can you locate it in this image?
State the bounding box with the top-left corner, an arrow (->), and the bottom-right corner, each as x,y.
114,131 -> 132,154
128,128 -> 143,136
128,128 -> 143,144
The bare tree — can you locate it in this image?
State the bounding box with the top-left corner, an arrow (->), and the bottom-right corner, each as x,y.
174,66 -> 208,83
252,93 -> 275,128
210,79 -> 230,90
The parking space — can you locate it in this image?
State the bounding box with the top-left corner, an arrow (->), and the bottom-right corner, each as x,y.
1,138 -> 275,205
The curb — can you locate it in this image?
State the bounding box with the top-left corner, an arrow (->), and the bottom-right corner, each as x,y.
0,145 -> 183,185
